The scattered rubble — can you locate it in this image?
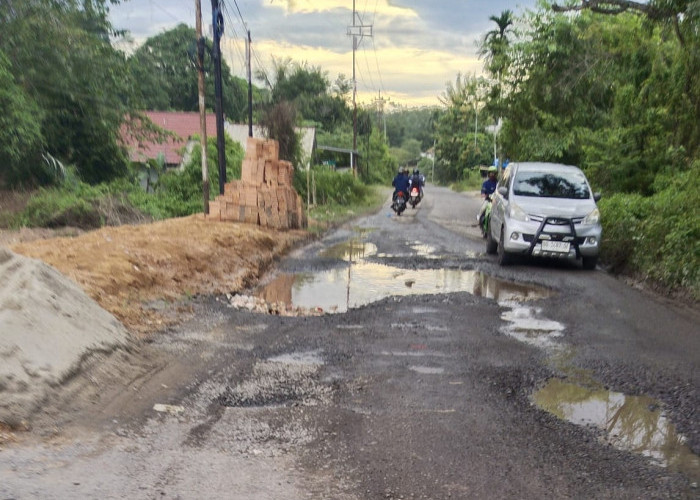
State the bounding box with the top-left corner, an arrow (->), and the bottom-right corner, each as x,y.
222,293 -> 328,317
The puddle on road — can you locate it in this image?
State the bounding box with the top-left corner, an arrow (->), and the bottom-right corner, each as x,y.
255,265 -> 551,313
320,241 -> 378,261
499,301 -> 566,350
533,378 -> 700,481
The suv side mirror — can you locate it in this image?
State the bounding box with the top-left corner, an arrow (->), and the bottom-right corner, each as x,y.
498,186 -> 508,198
593,192 -> 602,202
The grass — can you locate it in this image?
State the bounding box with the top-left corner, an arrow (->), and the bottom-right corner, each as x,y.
305,185 -> 388,233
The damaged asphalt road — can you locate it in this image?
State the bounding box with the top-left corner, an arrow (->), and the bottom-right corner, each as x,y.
1,186 -> 698,499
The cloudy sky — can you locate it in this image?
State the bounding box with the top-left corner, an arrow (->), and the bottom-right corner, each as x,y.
109,0 -> 538,108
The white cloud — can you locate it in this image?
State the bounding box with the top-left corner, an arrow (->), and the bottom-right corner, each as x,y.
270,0 -> 418,18
110,0 -> 537,107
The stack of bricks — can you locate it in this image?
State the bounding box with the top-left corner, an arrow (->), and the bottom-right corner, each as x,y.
207,137 -> 307,230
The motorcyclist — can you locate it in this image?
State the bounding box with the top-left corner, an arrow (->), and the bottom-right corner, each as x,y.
409,169 -> 425,198
477,166 -> 498,223
392,167 -> 410,202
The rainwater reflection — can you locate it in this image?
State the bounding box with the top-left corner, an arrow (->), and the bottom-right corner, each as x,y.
255,264 -> 551,314
533,378 -> 700,481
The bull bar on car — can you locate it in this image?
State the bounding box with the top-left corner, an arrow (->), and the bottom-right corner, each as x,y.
525,216 -> 584,259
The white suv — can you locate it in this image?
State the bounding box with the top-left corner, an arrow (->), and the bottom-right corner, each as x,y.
486,162 -> 602,270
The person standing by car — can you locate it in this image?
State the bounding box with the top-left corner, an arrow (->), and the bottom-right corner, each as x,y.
477,166 -> 498,222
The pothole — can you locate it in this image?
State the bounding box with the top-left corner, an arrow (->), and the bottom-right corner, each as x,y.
499,301 -> 565,350
533,378 -> 700,481
320,241 -> 378,261
217,358 -> 332,408
251,266 -> 550,314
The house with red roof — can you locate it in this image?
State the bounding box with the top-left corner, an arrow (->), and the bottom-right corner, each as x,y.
122,111 -> 218,168
122,111 -> 316,170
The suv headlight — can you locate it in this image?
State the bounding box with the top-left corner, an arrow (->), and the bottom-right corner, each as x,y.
508,202 -> 530,222
583,207 -> 600,225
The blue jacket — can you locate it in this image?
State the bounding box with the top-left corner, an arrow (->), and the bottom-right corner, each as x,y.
392,173 -> 410,194
481,178 -> 497,196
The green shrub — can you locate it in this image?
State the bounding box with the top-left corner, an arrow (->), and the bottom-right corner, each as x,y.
451,167 -> 483,192
295,166 -> 371,207
125,136 -> 245,219
17,182 -> 104,228
599,192 -> 649,273
599,165 -> 699,297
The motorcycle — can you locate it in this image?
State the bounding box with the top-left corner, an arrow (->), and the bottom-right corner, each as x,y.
392,191 -> 407,216
479,195 -> 492,239
408,186 -> 422,208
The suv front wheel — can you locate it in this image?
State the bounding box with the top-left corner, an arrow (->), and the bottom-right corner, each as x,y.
486,225 -> 498,254
497,228 -> 513,266
582,256 -> 598,270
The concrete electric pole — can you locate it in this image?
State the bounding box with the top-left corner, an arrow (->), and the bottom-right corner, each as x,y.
211,0 -> 226,194
195,0 -> 209,214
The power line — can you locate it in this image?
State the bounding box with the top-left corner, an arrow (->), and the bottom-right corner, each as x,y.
231,0 -> 248,30
370,0 -> 386,93
220,1 -> 271,91
361,45 -> 376,91
220,2 -> 247,70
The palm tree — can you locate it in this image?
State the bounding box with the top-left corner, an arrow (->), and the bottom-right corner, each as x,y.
479,10 -> 514,80
479,10 -> 514,168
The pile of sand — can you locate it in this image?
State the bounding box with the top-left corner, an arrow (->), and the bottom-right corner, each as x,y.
0,248 -> 130,426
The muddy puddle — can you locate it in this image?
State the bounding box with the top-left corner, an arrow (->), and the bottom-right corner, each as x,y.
533,377 -> 700,481
255,264 -> 550,313
499,301 -> 566,350
254,238 -> 551,313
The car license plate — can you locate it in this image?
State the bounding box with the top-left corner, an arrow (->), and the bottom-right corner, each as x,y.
541,240 -> 570,253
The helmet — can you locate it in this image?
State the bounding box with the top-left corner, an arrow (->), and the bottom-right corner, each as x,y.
487,166 -> 498,174
413,169 -> 419,175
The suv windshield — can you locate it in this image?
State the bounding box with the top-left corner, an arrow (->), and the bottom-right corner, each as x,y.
513,170 -> 590,199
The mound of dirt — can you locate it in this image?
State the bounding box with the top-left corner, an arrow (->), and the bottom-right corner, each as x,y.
0,248 -> 130,426
1,215 -> 310,427
9,215 -> 310,334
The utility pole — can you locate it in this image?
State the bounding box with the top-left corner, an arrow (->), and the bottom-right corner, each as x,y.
373,91 -> 388,141
211,0 -> 226,194
195,0 -> 209,214
347,0 -> 372,177
246,30 -> 253,138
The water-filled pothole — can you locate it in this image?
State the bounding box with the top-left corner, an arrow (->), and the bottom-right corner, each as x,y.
499,301 -> 566,350
533,378 -> 700,481
254,265 -> 551,313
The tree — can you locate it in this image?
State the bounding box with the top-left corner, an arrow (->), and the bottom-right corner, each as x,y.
259,100 -> 300,164
0,50 -> 44,187
434,74 -> 493,183
502,6 -> 697,194
1,0 -> 131,185
480,9 -> 514,78
127,24 -> 254,123
260,58 -> 350,132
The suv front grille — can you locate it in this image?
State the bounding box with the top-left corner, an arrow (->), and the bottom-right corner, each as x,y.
528,214 -> 584,225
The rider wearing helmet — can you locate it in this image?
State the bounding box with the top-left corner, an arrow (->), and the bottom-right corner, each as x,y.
477,166 -> 498,223
482,166 -> 498,198
392,167 -> 410,201
409,169 -> 425,198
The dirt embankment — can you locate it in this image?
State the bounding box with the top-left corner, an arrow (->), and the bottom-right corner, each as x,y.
7,215 -> 311,334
